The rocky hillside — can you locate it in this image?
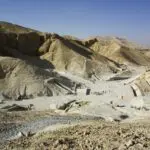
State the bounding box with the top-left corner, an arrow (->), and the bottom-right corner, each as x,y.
0,21 -> 150,99
0,56 -> 80,100
0,21 -> 38,33
0,22 -> 123,78
84,36 -> 150,66
40,34 -> 121,78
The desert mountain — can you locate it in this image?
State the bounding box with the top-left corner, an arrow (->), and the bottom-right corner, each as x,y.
84,36 -> 150,66
0,22 -> 83,99
40,34 -> 121,78
0,21 -> 38,33
85,36 -> 141,49
0,21 -> 150,99
0,22 -> 122,78
0,21 -> 51,56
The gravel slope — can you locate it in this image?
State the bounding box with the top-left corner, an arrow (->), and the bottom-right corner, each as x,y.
3,120 -> 150,150
0,115 -> 102,143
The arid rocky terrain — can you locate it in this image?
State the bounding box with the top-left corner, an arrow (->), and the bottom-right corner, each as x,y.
3,120 -> 150,150
1,21 -> 150,149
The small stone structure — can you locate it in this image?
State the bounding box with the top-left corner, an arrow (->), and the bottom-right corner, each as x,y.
76,88 -> 91,96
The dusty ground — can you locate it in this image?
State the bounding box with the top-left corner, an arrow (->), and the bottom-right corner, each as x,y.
2,119 -> 150,150
0,110 -> 56,123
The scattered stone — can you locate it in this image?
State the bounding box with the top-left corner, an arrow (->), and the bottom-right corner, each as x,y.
110,101 -> 113,105
125,139 -> 135,148
1,104 -> 34,111
58,100 -> 89,112
93,91 -> 104,95
25,131 -> 35,137
118,144 -> 126,150
83,130 -> 90,135
116,104 -> 125,108
42,142 -> 49,147
135,143 -> 144,149
11,132 -> 25,140
119,114 -> 129,120
12,131 -> 35,141
58,100 -> 77,111
17,132 -> 25,137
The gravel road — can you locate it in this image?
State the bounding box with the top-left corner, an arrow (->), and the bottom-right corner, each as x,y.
0,115 -> 102,143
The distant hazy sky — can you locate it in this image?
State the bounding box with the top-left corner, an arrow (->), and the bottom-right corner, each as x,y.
0,0 -> 149,45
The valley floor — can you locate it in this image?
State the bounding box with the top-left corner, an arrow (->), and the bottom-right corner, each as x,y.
1,66 -> 150,149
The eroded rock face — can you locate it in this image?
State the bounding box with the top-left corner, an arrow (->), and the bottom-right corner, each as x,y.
0,32 -> 17,49
38,39 -> 51,55
134,71 -> 150,95
0,57 -> 78,100
0,65 -> 5,79
41,37 -> 121,78
0,32 -> 47,56
0,31 -> 123,82
6,33 -> 17,49
85,37 -> 150,66
17,32 -> 41,56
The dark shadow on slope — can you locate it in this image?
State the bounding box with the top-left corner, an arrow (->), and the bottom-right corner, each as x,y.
92,51 -> 122,68
60,37 -> 122,69
0,47 -> 54,69
61,38 -> 93,59
28,57 -> 55,69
